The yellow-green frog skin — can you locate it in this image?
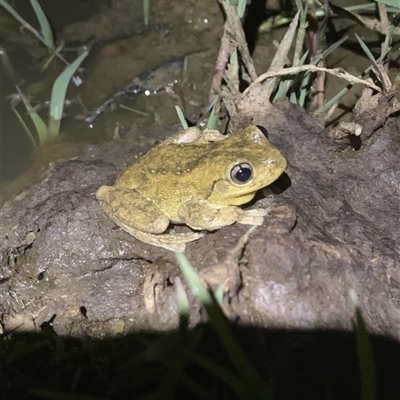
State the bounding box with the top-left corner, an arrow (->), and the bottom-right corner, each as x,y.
96,125 -> 287,252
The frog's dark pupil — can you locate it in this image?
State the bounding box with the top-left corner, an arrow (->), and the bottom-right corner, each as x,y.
235,165 -> 252,182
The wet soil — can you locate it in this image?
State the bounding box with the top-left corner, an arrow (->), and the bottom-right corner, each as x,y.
1,87 -> 400,340
1,0 -> 400,336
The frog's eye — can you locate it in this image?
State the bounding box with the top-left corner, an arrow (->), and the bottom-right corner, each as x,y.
230,163 -> 253,185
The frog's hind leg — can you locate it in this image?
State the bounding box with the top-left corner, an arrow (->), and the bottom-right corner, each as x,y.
97,186 -> 204,252
97,186 -> 170,233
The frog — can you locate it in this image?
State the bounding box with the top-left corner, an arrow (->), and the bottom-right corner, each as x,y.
96,125 -> 287,252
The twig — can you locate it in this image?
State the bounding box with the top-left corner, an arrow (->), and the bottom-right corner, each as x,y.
243,65 -> 382,96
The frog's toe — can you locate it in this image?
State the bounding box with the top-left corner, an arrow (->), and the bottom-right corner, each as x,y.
236,208 -> 268,226
155,231 -> 206,252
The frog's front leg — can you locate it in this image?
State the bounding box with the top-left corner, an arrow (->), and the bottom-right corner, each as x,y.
178,199 -> 268,230
97,186 -> 204,252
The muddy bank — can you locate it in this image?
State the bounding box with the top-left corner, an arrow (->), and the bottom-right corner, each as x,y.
1,93 -> 399,339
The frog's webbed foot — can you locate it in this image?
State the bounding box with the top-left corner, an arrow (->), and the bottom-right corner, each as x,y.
97,186 -> 205,252
123,226 -> 205,252
164,126 -> 202,144
234,208 -> 268,225
196,129 -> 228,143
165,127 -> 228,145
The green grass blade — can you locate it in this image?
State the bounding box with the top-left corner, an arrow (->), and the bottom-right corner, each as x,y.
289,90 -> 298,105
230,49 -> 239,76
294,0 -> 305,14
374,0 -> 400,8
265,11 -> 300,97
292,0 -> 307,68
237,0 -> 246,18
48,50 -> 89,137
315,0 -> 329,52
298,51 -> 309,67
12,107 -> 38,147
41,42 -> 65,72
273,51 -> 308,102
174,105 -> 189,129
214,285 -> 224,305
206,96 -> 219,130
143,0 -> 150,26
355,308 -> 377,400
350,290 -> 377,400
0,0 -> 47,48
298,71 -> 312,107
345,4 -> 376,11
16,86 -> 48,145
355,33 -> 378,67
316,63 -> 373,114
286,36 -> 347,106
188,351 -> 251,400
175,253 -> 270,399
175,253 -> 212,304
175,277 -> 190,329
0,0 -> 77,73
29,0 -> 54,50
322,35 -> 348,58
273,79 -> 289,101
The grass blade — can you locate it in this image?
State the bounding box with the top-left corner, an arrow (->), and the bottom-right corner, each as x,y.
0,0 -> 76,77
206,96 -> 219,130
175,277 -> 190,329
237,0 -> 246,18
0,0 -> 47,48
175,253 -> 270,399
273,51 -> 308,102
48,50 -> 89,137
355,307 -> 377,400
29,0 -> 54,50
175,253 -> 212,304
374,0 -> 400,8
349,290 -> 377,400
174,105 -> 189,129
16,86 -> 48,145
12,107 -> 38,147
322,35 -> 348,58
229,49 -> 239,76
188,351 -> 251,399
355,33 -> 378,67
315,62 -> 375,113
143,0 -> 150,26
264,11 -> 300,97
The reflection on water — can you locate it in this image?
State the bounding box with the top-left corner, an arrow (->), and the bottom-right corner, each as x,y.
0,0 -> 103,187
1,50 -> 33,186
0,0 -> 222,203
